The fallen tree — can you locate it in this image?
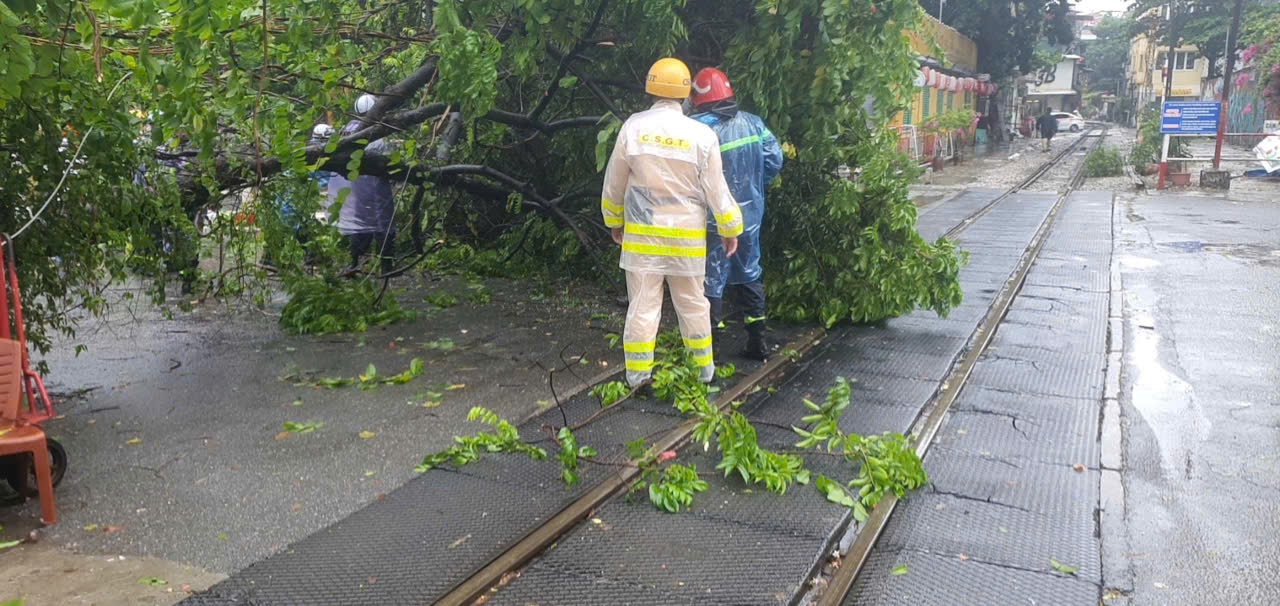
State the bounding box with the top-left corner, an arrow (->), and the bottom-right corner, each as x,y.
4,0 -> 962,350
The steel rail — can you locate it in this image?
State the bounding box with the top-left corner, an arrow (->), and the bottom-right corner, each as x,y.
939,129 -> 1100,241
815,126 -> 1110,606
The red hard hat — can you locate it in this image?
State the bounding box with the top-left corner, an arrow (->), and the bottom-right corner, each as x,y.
691,68 -> 734,107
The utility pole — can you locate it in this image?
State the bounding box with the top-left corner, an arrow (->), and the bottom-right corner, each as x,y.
1213,0 -> 1245,170
1163,0 -> 1181,101
938,0 -> 944,23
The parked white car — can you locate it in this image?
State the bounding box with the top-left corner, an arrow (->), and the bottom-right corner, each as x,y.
1052,111 -> 1086,133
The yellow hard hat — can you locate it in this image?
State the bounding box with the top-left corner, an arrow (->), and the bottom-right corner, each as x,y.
646,58 -> 692,99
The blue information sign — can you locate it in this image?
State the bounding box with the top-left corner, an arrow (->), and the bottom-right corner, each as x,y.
1160,101 -> 1222,135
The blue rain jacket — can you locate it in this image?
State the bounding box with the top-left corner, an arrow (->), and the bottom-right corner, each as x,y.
692,109 -> 783,298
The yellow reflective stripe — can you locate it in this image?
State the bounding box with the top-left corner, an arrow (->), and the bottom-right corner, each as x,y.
715,210 -> 740,224
601,199 -> 624,214
692,353 -> 714,367
622,241 -> 706,258
720,134 -> 761,153
683,335 -> 712,350
626,359 -> 655,371
716,219 -> 744,238
623,341 -> 655,353
745,315 -> 766,324
625,224 -> 705,239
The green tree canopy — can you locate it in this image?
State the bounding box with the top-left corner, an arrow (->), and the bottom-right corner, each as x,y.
1083,15 -> 1132,95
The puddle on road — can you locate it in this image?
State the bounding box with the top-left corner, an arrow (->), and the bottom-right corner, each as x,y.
1127,306 -> 1212,480
1120,255 -> 1161,270
1160,240 -> 1205,253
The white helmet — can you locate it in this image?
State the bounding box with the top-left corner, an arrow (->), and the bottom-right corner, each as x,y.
312,123 -> 335,139
354,94 -> 377,115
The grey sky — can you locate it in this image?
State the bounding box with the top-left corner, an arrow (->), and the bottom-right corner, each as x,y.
1073,0 -> 1131,13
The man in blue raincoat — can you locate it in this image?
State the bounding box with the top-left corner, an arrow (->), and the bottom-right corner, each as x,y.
690,68 -> 784,360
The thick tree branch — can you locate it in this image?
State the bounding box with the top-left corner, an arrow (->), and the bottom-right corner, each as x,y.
547,45 -> 627,121
529,0 -> 612,120
484,110 -> 605,134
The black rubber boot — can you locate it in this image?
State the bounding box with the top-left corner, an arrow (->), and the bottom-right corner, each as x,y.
708,297 -> 726,330
742,321 -> 769,361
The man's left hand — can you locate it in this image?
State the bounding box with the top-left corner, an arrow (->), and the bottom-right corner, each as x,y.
611,227 -> 624,245
723,236 -> 738,257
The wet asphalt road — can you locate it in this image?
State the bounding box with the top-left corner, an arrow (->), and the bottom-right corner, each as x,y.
1114,192 -> 1280,604
0,277 -> 620,574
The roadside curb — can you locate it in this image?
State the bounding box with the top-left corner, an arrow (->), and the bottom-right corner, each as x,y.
1100,190 -> 1134,599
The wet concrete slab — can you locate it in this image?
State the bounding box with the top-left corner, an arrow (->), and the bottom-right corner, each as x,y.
1116,193 -> 1280,605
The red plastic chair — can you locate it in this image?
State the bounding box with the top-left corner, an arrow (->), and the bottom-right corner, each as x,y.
0,234 -> 59,524
0,338 -> 55,524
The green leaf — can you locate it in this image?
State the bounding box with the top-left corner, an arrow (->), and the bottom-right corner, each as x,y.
0,540 -> 19,550
1050,559 -> 1079,575
137,577 -> 168,586
890,564 -> 908,576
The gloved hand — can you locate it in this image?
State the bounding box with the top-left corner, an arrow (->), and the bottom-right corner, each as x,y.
723,236 -> 738,257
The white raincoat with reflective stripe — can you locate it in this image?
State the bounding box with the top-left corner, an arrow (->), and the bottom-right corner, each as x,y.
601,100 -> 743,277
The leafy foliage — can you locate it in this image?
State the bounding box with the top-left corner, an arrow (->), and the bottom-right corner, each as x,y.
792,378 -> 927,521
647,464 -> 709,513
416,336 -> 925,516
590,381 -> 629,408
919,0 -> 1075,81
1084,147 -> 1126,178
285,357 -> 424,389
1131,108 -> 1187,172
416,406 -> 546,473
1082,16 -> 1132,97
279,276 -> 416,335
281,420 -> 323,435
555,426 -> 597,487
715,411 -> 810,494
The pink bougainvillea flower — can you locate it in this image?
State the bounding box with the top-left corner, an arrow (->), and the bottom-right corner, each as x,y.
1243,104 -> 1253,115
657,450 -> 677,463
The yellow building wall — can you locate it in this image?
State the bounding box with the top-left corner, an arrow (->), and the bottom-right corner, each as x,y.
892,14 -> 979,130
1129,33 -> 1203,99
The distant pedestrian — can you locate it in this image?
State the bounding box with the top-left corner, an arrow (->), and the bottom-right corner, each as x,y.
329,95 -> 397,276
1037,108 -> 1058,153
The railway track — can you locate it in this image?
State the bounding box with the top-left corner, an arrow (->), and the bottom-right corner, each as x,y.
437,128 -> 1109,606
181,127 -> 1108,606
816,126 -> 1109,605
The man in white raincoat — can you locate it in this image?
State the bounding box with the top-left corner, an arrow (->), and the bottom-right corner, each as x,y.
601,57 -> 744,388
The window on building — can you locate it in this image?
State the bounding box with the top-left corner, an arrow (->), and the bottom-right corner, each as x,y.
947,91 -> 954,110
964,91 -> 972,107
904,100 -> 913,125
921,89 -> 931,117
1155,51 -> 1198,71
936,89 -> 945,114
